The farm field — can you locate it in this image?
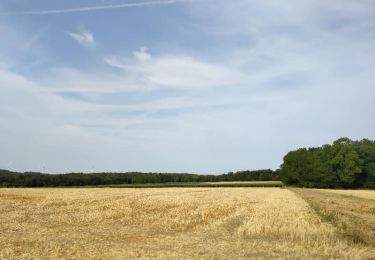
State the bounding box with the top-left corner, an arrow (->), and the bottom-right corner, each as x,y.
292,188 -> 375,247
310,189 -> 375,200
0,188 -> 374,259
104,181 -> 283,188
202,181 -> 283,185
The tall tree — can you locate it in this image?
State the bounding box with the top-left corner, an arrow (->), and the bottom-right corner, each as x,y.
328,138 -> 363,188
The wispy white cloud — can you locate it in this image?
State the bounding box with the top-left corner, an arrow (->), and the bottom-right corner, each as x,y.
40,67 -> 150,92
6,0 -> 193,15
0,20 -> 50,71
103,56 -> 135,71
145,55 -> 245,88
2,63 -> 374,173
68,30 -> 95,48
133,47 -> 152,62
105,49 -> 246,89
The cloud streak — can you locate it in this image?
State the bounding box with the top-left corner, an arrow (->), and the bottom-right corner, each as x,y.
5,0 -> 193,15
68,30 -> 95,47
104,51 -> 246,89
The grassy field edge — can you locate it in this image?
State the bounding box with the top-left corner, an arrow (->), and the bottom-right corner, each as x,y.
290,188 -> 375,247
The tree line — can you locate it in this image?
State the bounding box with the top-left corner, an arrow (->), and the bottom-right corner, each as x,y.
1,137 -> 373,189
0,169 -> 278,187
280,138 -> 375,189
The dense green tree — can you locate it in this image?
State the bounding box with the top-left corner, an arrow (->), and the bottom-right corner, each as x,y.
280,149 -> 309,185
353,139 -> 375,188
328,138 -> 363,188
280,137 -> 374,189
280,148 -> 328,187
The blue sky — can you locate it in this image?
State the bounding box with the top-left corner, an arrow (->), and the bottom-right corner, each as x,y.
0,0 -> 374,173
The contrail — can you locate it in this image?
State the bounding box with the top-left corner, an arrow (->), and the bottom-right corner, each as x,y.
4,0 -> 192,15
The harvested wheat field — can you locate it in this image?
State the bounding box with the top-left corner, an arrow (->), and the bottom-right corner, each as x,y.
311,189 -> 375,201
0,188 -> 374,259
292,188 -> 375,247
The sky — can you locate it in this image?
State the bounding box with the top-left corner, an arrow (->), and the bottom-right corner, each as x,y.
0,0 -> 374,174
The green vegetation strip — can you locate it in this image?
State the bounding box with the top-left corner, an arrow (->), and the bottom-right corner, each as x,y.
291,188 -> 375,246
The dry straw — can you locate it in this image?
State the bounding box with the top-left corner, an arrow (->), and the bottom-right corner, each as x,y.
0,188 -> 373,259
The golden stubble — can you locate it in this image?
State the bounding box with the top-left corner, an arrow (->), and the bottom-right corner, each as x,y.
311,189 -> 375,201
0,188 -> 373,259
